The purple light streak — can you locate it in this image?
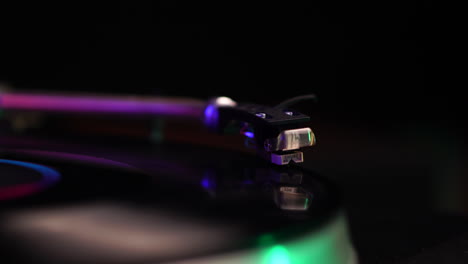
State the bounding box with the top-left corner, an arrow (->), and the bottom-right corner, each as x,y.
1,93 -> 205,118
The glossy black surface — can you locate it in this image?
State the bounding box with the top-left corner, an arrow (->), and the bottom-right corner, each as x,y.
0,163 -> 42,187
0,138 -> 341,264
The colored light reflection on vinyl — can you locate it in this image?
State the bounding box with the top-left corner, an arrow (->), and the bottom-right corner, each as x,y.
0,159 -> 61,201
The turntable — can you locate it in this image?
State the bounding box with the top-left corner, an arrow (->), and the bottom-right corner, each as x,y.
0,90 -> 357,264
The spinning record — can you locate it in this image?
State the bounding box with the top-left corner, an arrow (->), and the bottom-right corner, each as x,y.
0,141 -> 357,264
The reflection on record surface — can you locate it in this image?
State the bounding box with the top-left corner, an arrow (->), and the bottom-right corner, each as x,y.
0,141 -> 355,264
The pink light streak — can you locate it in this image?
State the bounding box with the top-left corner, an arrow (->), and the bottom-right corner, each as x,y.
1,93 -> 205,118
0,183 -> 43,200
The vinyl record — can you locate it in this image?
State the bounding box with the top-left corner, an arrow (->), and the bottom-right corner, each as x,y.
0,139 -> 356,264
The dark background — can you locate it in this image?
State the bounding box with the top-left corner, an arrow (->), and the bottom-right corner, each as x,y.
0,1 -> 466,263
0,1 -> 461,122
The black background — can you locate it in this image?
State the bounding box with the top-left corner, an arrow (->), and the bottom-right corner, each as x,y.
0,1 -> 461,122
0,1 -> 466,263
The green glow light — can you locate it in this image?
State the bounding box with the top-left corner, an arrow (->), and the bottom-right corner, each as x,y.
168,213 -> 357,264
264,245 -> 291,264
258,233 -> 276,247
259,215 -> 355,264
